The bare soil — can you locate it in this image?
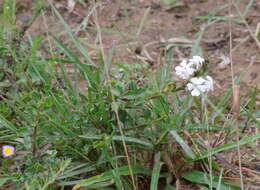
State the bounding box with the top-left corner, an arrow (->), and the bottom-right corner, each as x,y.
17,0 -> 260,92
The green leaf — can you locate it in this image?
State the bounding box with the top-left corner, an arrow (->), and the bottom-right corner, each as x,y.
0,81 -> 12,87
169,130 -> 195,159
164,184 -> 176,190
0,114 -> 17,132
79,135 -> 153,149
51,34 -> 95,90
183,170 -> 240,190
192,134 -> 260,162
112,136 -> 153,149
163,0 -> 177,5
73,165 -> 151,189
0,177 -> 10,186
150,152 -> 163,190
58,165 -> 96,180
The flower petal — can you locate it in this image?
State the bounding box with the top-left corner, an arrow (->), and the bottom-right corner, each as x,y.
190,77 -> 205,85
191,89 -> 200,96
186,76 -> 214,96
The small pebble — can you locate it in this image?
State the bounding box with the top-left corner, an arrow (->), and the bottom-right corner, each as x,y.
20,15 -> 31,23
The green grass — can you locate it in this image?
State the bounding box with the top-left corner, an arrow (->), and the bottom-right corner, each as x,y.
0,0 -> 259,190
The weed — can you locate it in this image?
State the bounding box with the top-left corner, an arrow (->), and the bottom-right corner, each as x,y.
0,1 -> 259,190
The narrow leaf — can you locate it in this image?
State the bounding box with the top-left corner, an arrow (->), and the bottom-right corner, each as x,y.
169,130 -> 195,159
0,177 -> 10,186
73,165 -> 151,189
150,152 -> 163,190
0,114 -> 17,132
193,134 -> 260,161
183,170 -> 240,190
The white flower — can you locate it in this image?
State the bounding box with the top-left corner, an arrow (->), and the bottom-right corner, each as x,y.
175,60 -> 196,79
186,75 -> 214,96
205,76 -> 214,91
189,55 -> 205,70
175,56 -> 205,79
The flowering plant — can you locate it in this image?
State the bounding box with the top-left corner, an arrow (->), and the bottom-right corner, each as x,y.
187,76 -> 214,96
2,145 -> 15,158
175,56 -> 205,79
175,55 -> 214,96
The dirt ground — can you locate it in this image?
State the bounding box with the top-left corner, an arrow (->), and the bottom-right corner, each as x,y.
15,0 -> 260,95
5,0 -> 260,189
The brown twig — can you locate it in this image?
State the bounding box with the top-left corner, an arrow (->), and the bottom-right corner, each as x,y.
229,1 -> 244,188
162,150 -> 181,190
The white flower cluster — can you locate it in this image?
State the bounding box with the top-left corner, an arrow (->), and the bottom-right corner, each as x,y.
175,56 -> 205,79
187,76 -> 213,96
175,56 -> 214,96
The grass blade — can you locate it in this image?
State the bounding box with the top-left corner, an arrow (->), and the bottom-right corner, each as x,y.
192,134 -> 260,162
72,165 -> 151,189
183,170 -> 240,190
150,152 -> 163,190
169,130 -> 195,159
0,114 -> 17,133
47,0 -> 95,66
